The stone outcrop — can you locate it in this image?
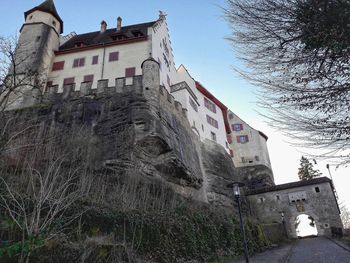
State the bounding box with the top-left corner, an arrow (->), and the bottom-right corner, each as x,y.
1,58 -> 271,207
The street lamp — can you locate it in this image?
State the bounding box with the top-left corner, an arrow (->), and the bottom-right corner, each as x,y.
280,211 -> 287,237
326,164 -> 339,199
227,182 -> 249,263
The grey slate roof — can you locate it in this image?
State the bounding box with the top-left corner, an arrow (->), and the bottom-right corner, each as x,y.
24,0 -> 63,33
59,21 -> 157,51
246,177 -> 333,195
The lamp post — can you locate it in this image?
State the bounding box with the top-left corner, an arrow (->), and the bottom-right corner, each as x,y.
326,164 -> 339,199
227,182 -> 249,263
280,211 -> 287,237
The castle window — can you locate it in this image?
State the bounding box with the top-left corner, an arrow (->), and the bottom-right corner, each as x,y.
125,67 -> 136,78
204,97 -> 216,113
52,20 -> 56,27
63,77 -> 75,85
52,61 -> 65,71
73,58 -> 85,68
237,135 -> 249,143
202,125 -> 204,132
29,15 -> 33,20
111,34 -> 127,41
74,42 -> 86,48
109,52 -> 119,62
189,97 -> 198,112
259,197 -> 264,203
210,132 -> 216,142
131,30 -> 143,37
276,195 -> 280,200
92,55 -> 99,65
83,75 -> 94,83
206,115 -> 218,128
232,123 -> 243,131
315,187 -> 320,193
45,81 -> 53,92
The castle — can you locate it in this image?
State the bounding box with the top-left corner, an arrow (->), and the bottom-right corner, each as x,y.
4,0 -> 343,239
10,0 -> 272,176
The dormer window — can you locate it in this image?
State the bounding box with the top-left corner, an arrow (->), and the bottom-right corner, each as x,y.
111,34 -> 127,41
75,41 -> 86,48
29,15 -> 33,20
131,30 -> 143,37
52,20 -> 56,27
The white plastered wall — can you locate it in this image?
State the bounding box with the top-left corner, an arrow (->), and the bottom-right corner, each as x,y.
150,18 -> 178,91
24,10 -> 61,35
48,41 -> 149,91
196,91 -> 229,153
227,110 -> 272,169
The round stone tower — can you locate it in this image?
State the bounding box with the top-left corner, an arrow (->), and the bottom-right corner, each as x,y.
16,0 -> 63,77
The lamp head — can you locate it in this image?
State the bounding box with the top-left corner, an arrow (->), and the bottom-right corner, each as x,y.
227,182 -> 245,197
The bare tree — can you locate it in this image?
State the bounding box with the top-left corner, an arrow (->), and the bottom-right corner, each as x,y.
0,155 -> 86,262
224,0 -> 350,165
0,35 -> 44,112
0,121 -> 99,261
340,203 -> 350,229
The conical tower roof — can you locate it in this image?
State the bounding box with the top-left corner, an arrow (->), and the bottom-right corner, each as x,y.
24,0 -> 63,33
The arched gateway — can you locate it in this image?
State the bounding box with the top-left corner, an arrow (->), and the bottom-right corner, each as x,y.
246,177 -> 343,238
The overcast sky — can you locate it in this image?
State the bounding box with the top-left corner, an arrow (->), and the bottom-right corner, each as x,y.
2,0 -> 349,210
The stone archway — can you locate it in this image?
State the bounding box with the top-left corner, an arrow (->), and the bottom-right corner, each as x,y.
294,214 -> 318,237
246,177 -> 343,239
287,211 -> 323,238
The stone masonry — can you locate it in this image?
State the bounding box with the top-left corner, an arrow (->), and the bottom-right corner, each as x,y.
246,177 -> 343,238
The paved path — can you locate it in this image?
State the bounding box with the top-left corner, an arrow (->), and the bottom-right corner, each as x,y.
232,237 -> 350,263
232,243 -> 293,263
288,237 -> 350,263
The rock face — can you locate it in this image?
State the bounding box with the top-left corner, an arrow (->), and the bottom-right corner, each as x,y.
1,58 -> 272,207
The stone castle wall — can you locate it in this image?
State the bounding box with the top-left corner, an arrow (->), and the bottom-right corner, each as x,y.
247,179 -> 343,238
2,59 -> 252,207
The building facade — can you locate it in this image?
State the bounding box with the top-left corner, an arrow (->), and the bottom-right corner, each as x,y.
13,0 -> 271,174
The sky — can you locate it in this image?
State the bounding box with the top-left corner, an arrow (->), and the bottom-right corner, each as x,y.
1,1 -> 349,212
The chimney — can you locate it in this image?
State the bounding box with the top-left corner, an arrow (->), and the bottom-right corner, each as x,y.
117,17 -> 122,31
101,20 -> 107,33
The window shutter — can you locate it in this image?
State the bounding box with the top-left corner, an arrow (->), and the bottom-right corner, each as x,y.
245,135 -> 249,142
63,77 -> 75,85
240,124 -> 243,131
52,61 -> 64,71
125,67 -> 136,77
73,59 -> 79,68
79,58 -> 85,67
83,75 -> 94,82
236,136 -> 240,143
109,52 -> 119,61
92,55 -> 99,65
